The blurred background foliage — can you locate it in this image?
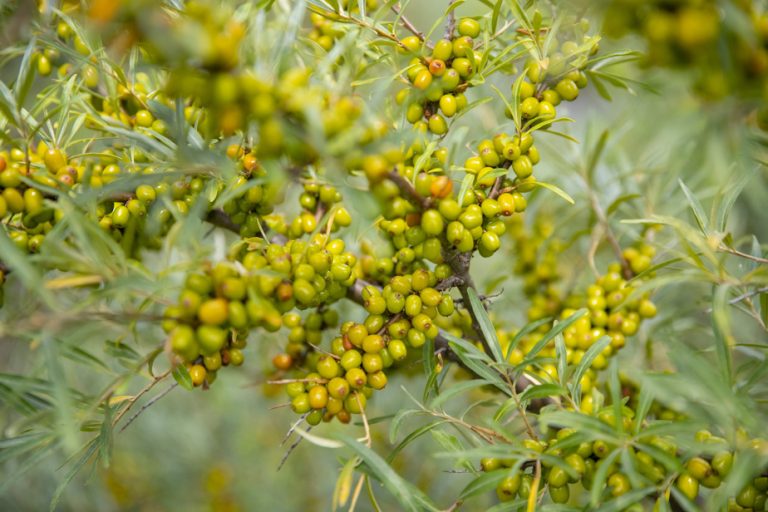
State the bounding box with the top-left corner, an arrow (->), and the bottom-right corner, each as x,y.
0,0 -> 767,511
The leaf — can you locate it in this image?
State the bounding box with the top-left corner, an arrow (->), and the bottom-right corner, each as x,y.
678,179 -> 708,233
44,338 -> 79,454
430,430 -> 473,472
504,316 -> 553,360
295,428 -> 344,448
50,437 -> 100,512
585,130 -> 609,182
519,383 -> 566,404
15,36 -> 38,107
171,365 -> 193,391
595,487 -> 656,512
590,449 -> 621,506
570,335 -> 611,407
555,334 -> 567,387
589,72 -> 613,101
716,167 -> 755,232
457,173 -> 475,207
341,438 -> 438,512
535,180 -> 575,205
332,456 -> 359,510
440,330 -> 511,395
429,380 -> 489,409
422,336 -> 439,402
490,0 -> 502,33
521,309 -> 587,363
387,420 -> 448,463
467,287 -> 504,363
389,406 -> 419,443
107,395 -> 134,407
606,194 -> 641,216
711,285 -> 734,385
459,469 -> 511,500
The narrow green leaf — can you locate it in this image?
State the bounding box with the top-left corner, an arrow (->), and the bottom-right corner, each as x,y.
171,365 -> 193,391
15,36 -> 38,107
716,167 -> 754,231
519,382 -> 566,404
387,421 -> 448,463
430,380 -> 489,409
457,173 -> 475,207
570,335 -> 611,407
49,437 -> 100,512
491,0 -> 502,33
467,287 -> 504,363
332,456 -> 359,510
590,449 -> 621,506
555,334 -> 567,387
678,179 -> 708,233
505,316 -> 553,361
389,407 -> 419,444
341,438 -> 438,512
535,180 -> 576,205
712,285 -> 734,385
459,469 -> 511,500
585,130 -> 609,182
294,427 -> 344,448
522,309 -> 587,363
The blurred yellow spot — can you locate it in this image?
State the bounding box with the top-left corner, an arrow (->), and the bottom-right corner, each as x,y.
89,0 -> 121,23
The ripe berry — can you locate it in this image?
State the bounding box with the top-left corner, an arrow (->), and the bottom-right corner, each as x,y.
189,364 -> 207,386
198,298 -> 229,325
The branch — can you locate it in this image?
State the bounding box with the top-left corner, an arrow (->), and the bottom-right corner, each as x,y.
718,245 -> 768,264
391,5 -> 426,42
205,208 -> 241,234
119,382 -> 178,432
387,170 -> 427,208
443,0 -> 458,40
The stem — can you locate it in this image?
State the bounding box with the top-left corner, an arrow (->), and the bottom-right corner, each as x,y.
118,382 -> 178,433
587,186 -> 632,279
718,245 -> 768,264
391,5 -> 426,42
111,369 -> 171,429
443,0 -> 458,40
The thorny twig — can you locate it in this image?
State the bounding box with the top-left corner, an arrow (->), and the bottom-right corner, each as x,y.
443,0 -> 458,40
119,382 -> 178,432
391,4 -> 426,42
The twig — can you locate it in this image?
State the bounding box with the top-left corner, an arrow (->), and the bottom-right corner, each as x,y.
119,382 -> 178,433
111,369 -> 172,429
205,208 -> 241,234
489,176 -> 504,199
718,245 -> 768,264
443,0 -> 458,40
705,286 -> 768,311
391,5 -> 426,42
281,412 -> 310,445
443,501 -> 463,512
277,425 -> 310,471
387,170 -> 426,208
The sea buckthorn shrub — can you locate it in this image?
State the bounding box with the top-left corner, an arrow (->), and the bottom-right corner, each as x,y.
0,1 -> 766,510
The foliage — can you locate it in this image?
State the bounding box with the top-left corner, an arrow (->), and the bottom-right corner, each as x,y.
0,1 -> 767,511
